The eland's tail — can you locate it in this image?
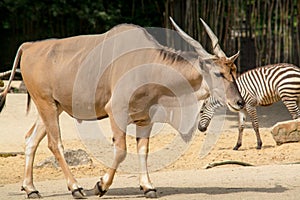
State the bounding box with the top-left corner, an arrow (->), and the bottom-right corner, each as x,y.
0,45 -> 23,113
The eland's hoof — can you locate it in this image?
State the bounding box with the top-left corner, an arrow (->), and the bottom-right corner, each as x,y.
21,186 -> 42,199
145,189 -> 158,198
71,187 -> 86,199
84,180 -> 107,197
140,186 -> 158,198
27,191 -> 42,199
95,180 -> 107,197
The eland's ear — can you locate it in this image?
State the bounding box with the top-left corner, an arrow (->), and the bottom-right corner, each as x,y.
202,55 -> 219,61
199,54 -> 219,69
228,51 -> 240,63
198,57 -> 216,72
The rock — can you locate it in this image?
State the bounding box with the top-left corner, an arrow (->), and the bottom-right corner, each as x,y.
18,81 -> 27,93
271,119 -> 300,145
36,149 -> 92,168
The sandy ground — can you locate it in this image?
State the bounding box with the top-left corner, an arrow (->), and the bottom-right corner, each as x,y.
0,94 -> 300,199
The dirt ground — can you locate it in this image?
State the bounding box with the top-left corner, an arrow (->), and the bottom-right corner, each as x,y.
0,94 -> 300,199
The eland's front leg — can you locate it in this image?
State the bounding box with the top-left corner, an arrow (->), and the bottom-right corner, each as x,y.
92,111 -> 127,197
136,125 -> 157,198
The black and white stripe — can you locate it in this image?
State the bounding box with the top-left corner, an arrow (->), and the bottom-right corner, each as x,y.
199,63 -> 300,150
198,95 -> 224,132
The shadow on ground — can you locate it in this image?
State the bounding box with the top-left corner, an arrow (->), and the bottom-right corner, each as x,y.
103,184 -> 287,198
5,183 -> 289,199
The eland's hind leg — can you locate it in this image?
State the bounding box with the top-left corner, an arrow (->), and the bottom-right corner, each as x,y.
35,99 -> 85,198
21,117 -> 46,198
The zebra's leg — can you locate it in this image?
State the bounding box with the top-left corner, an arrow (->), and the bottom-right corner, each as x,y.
234,110 -> 246,150
136,125 -> 157,198
247,106 -> 262,149
282,98 -> 300,119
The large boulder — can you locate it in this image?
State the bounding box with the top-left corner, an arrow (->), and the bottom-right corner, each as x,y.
271,119 -> 300,145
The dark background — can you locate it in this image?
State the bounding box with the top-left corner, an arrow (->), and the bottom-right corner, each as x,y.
1,0 -> 299,75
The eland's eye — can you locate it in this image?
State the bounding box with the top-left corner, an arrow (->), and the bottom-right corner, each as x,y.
214,72 -> 224,78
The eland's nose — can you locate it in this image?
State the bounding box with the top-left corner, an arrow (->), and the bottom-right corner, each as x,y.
237,99 -> 245,109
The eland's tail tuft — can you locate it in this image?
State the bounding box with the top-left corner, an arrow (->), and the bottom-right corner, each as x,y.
0,93 -> 6,113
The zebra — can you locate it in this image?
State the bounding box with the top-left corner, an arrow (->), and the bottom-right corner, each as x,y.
198,63 -> 300,150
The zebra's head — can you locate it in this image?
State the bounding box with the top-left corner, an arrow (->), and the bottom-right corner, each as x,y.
198,100 -> 210,132
198,96 -> 224,132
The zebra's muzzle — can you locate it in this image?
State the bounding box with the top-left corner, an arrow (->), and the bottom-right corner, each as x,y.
198,123 -> 207,132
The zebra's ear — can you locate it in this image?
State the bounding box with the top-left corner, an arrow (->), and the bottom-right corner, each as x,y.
227,51 -> 240,63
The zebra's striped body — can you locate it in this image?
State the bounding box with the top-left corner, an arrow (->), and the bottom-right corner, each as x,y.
198,63 -> 300,150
